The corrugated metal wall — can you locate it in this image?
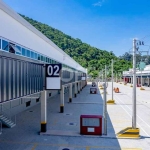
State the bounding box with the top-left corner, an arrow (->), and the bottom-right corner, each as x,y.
0,51 -> 83,103
0,55 -> 43,103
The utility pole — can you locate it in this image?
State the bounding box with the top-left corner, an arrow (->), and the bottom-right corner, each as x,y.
112,59 -> 114,101
102,69 -> 104,82
132,38 -> 137,129
117,38 -> 140,138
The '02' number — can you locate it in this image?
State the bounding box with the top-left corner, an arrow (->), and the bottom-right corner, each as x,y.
47,65 -> 60,76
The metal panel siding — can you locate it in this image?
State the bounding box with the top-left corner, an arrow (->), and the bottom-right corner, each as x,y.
35,65 -> 37,93
0,57 -> 1,102
24,62 -> 27,95
0,53 -> 82,103
31,63 -> 34,94
8,58 -> 11,100
33,64 -> 35,92
13,60 -> 17,98
27,62 -> 30,95
0,55 -> 44,103
5,58 -> 9,101
16,60 -> 19,98
3,58 -> 7,101
28,62 -> 31,94
18,61 -> 21,97
10,59 -> 13,99
20,61 -> 23,96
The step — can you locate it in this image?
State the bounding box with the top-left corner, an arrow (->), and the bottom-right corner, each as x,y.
0,114 -> 16,128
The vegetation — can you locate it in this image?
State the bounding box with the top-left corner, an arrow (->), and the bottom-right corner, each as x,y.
20,14 -> 132,78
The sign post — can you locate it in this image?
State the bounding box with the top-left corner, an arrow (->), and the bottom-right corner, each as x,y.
41,64 -> 62,132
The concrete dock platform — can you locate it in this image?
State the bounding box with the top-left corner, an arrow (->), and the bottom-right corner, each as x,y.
0,82 -> 150,149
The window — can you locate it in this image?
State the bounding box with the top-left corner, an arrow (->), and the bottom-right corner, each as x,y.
38,54 -> 41,60
47,58 -> 49,63
22,48 -> 26,56
43,56 -> 46,62
34,53 -> 37,60
2,40 -> 9,51
9,43 -> 15,53
41,55 -> 43,61
31,51 -> 34,58
26,49 -> 30,57
15,45 -> 21,55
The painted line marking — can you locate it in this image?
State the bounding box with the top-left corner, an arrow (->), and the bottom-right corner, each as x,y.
121,149 -> 142,150
31,143 -> 38,150
115,95 -> 150,136
0,140 -> 143,150
86,146 -> 90,150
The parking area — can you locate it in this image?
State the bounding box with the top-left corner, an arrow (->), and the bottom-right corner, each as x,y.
0,82 -> 150,150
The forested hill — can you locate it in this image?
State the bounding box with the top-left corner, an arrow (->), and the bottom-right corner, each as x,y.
20,14 -> 132,77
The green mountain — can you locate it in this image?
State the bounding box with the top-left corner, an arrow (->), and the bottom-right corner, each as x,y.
20,14 -> 132,77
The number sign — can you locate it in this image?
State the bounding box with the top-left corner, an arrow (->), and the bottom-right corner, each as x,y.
46,64 -> 62,77
46,64 -> 62,90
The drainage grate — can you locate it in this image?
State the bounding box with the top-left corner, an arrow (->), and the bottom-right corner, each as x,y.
66,122 -> 77,126
58,147 -> 74,150
64,113 -> 72,116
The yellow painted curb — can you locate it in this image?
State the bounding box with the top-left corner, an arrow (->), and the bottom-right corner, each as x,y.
107,99 -> 115,104
140,87 -> 145,90
117,127 -> 140,139
101,92 -> 108,94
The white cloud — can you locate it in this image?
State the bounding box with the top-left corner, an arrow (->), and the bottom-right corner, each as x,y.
93,0 -> 105,7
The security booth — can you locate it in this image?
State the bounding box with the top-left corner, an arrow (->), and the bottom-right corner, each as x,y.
90,88 -> 97,94
80,115 -> 102,135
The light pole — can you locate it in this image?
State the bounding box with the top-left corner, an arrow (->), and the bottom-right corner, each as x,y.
112,59 -> 114,101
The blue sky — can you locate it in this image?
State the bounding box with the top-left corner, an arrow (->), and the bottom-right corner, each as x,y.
3,0 -> 150,56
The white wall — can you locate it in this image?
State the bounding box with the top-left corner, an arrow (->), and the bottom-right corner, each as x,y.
0,2 -> 86,73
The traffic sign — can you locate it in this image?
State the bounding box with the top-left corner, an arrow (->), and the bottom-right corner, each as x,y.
45,64 -> 62,90
139,62 -> 145,71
